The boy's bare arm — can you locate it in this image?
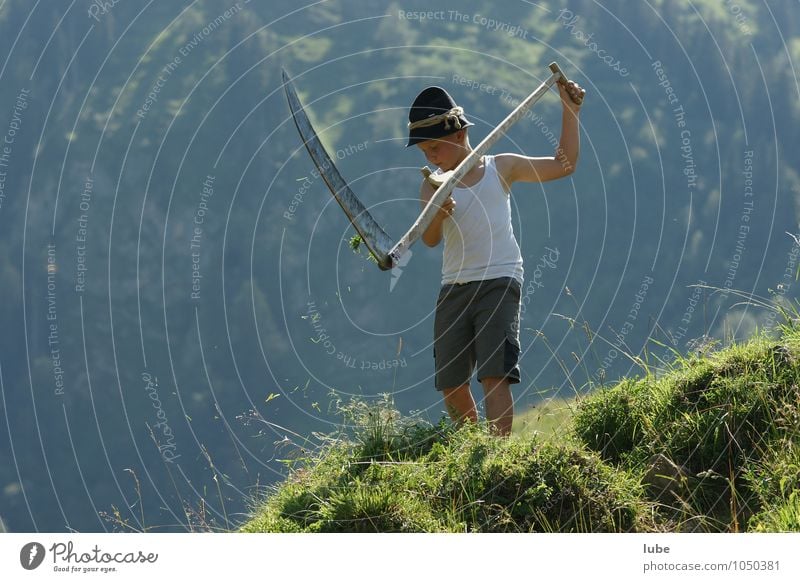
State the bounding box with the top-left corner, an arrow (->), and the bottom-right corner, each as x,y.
496,80 -> 585,186
420,180 -> 455,247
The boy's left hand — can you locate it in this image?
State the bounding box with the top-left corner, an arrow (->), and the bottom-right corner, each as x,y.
558,79 -> 585,111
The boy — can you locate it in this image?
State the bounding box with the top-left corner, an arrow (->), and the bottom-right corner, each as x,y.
408,76 -> 585,436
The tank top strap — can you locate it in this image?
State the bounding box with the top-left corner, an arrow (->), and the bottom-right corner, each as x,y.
483,155 -> 509,195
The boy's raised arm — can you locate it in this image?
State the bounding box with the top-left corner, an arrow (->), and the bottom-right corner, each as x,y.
497,79 -> 585,185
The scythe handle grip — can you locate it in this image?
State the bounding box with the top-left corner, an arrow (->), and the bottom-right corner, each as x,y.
549,62 -> 583,105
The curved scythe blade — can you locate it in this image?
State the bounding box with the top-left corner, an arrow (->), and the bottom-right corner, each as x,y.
282,69 -> 393,270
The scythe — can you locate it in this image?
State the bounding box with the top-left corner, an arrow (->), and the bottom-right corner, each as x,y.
282,63 -> 577,271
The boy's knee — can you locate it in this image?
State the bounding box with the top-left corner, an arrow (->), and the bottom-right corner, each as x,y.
480,376 -> 511,390
442,384 -> 472,399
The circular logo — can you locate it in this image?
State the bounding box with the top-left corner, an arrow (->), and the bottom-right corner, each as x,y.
20,542 -> 46,570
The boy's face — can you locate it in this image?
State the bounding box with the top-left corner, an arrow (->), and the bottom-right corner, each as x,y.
416,130 -> 467,171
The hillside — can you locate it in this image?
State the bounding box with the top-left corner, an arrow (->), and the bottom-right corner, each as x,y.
242,323 -> 800,532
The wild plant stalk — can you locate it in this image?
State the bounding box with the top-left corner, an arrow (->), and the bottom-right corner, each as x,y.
201,444 -> 230,531
530,329 -> 579,395
125,468 -> 145,531
562,286 -> 610,386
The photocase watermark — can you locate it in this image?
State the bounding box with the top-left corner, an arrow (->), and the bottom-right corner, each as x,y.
722,150 -> 754,299
397,9 -> 446,22
305,299 -> 407,371
45,541 -> 157,573
178,1 -> 247,58
675,107 -> 697,190
74,175 -> 93,294
398,9 -> 529,39
190,175 -> 215,301
285,140 -> 369,221
724,0 -> 753,36
136,56 -> 181,120
520,247 -> 559,318
351,357 -> 408,371
448,10 -> 529,39
451,74 -> 503,97
87,0 -> 122,22
556,9 -> 629,77
666,280 -> 707,347
765,232 -> 800,332
0,87 -> 30,216
595,273 -> 654,380
46,242 -> 65,397
20,542 -> 46,570
501,91 -> 560,149
142,372 -> 181,463
652,60 -> 698,193
451,74 -> 561,151
135,2 -> 245,120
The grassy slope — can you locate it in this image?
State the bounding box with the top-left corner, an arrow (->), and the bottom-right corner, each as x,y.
513,396 -> 577,441
241,326 -> 800,533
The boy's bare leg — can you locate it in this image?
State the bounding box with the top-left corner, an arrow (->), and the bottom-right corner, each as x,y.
481,377 -> 514,436
442,384 -> 478,426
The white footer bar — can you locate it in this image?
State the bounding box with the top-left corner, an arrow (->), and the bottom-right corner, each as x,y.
1,533 -> 798,581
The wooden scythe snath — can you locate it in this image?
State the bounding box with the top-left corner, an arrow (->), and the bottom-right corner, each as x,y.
282,63 -> 578,271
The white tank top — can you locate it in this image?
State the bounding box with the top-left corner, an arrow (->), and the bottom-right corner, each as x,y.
439,155 -> 524,285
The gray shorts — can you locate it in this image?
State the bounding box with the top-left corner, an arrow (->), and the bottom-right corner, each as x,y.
433,277 -> 522,390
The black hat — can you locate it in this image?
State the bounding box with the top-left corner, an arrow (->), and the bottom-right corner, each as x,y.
406,86 -> 474,147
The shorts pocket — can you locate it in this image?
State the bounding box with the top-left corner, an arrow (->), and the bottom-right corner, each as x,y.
504,329 -> 520,372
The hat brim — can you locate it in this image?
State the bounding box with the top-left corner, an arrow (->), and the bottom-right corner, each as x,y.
406,120 -> 474,147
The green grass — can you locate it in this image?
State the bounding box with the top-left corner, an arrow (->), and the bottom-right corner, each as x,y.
242,427 -> 654,532
241,397 -> 653,532
573,325 -> 800,531
513,396 -> 577,441
241,324 -> 800,533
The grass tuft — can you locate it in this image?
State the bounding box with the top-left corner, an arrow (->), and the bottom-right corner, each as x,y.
242,325 -> 800,533
573,326 -> 800,531
242,397 -> 654,532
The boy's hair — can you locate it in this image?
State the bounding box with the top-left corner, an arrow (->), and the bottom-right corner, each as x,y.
407,86 -> 473,147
